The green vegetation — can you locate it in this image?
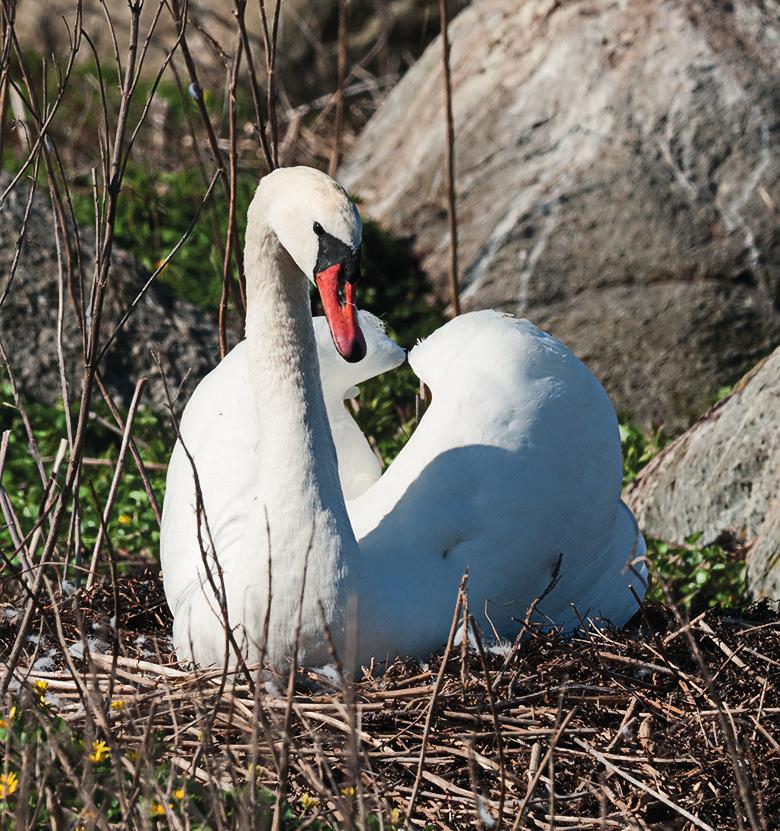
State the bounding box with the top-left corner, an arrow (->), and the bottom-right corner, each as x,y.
618,421 -> 666,485
0,383 -> 166,573
647,532 -> 746,611
69,164 -> 257,310
0,689 -> 413,829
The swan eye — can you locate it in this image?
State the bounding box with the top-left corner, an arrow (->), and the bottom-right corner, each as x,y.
313,221 -> 324,236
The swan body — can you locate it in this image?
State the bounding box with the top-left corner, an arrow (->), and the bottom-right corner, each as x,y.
350,310 -> 646,660
160,310 -> 404,632
160,167 -> 646,670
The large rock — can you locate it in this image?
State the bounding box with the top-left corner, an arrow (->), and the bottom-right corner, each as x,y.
341,0 -> 780,430
625,348 -> 780,598
0,179 -> 221,413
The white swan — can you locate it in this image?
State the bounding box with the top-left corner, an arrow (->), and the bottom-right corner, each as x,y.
313,312 -> 405,499
160,167 -> 646,669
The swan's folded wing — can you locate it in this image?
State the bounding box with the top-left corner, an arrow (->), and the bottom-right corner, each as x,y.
160,342 -> 259,617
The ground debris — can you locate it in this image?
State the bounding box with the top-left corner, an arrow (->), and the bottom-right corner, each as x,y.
1,578 -> 778,829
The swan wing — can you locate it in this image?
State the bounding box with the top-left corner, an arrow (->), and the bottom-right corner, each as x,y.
160,342 -> 260,629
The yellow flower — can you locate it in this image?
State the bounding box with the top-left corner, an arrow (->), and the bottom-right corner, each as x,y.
110,700 -> 125,710
173,788 -> 185,801
118,514 -> 131,526
150,801 -> 166,817
340,786 -> 357,798
390,807 -> 402,826
0,706 -> 16,729
34,680 -> 48,705
89,740 -> 110,764
299,792 -> 319,811
0,771 -> 18,799
153,259 -> 169,275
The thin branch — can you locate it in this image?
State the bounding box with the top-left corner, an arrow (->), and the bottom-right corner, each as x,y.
328,0 -> 348,178
258,0 -> 282,167
86,378 -> 147,590
405,573 -> 469,822
233,0 -> 274,169
438,0 -> 460,316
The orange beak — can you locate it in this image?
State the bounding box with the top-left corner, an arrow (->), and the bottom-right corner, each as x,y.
315,263 -> 366,363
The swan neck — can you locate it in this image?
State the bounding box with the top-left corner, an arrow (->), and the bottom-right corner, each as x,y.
244,224 -> 323,420
242,209 -> 358,664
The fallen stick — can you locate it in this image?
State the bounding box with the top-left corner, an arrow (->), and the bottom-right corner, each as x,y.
574,738 -> 715,831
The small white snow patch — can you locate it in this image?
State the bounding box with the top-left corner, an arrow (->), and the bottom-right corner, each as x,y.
312,664 -> 342,687
477,796 -> 496,829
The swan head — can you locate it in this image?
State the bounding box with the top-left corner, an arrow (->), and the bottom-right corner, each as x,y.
314,310 -> 406,402
252,166 -> 366,363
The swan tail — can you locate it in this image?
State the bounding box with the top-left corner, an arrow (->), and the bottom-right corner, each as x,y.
576,501 -> 648,629
540,502 -> 648,632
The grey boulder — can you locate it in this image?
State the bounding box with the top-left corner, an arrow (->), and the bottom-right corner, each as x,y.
625,347 -> 780,598
0,179 -> 221,413
341,0 -> 780,431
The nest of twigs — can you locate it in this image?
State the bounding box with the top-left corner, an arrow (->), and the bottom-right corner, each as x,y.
1,575 -> 778,830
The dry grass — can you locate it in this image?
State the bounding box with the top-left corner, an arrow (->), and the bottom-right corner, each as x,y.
1,575 -> 778,829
